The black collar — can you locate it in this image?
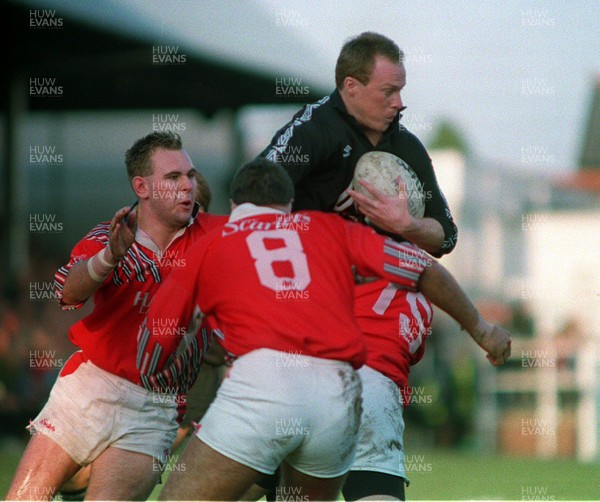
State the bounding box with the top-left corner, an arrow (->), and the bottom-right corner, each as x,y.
188,201 -> 201,226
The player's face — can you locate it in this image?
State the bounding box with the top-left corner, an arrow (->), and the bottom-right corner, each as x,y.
146,148 -> 197,228
349,56 -> 406,138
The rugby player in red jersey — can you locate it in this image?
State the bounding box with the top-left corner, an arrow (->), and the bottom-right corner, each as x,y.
6,132 -> 226,501
257,32 -> 505,500
138,159 -> 510,500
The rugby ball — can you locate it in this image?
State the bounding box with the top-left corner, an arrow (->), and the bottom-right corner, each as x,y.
353,151 -> 425,218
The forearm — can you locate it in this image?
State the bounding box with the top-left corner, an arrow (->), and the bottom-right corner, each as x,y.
418,260 -> 480,335
395,217 -> 445,255
62,247 -> 117,305
418,260 -> 511,365
62,206 -> 136,305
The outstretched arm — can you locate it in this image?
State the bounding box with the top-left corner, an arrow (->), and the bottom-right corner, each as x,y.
346,219 -> 510,365
61,205 -> 137,305
418,261 -> 511,366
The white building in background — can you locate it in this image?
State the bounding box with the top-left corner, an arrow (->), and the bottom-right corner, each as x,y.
524,211 -> 600,336
522,210 -> 600,462
429,138 -> 600,461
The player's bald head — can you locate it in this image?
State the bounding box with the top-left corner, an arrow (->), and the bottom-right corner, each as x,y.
231,159 -> 294,207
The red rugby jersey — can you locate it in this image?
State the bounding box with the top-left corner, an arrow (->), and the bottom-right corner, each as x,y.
54,209 -> 227,384
354,279 -> 433,392
138,204 -> 430,392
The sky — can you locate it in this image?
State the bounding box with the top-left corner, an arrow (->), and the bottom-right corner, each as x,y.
19,0 -> 600,172
116,0 -> 600,173
250,0 -> 600,172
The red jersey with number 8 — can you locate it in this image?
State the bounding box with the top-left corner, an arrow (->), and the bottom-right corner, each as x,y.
138,204 -> 431,388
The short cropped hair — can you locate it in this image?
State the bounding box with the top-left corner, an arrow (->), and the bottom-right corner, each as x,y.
230,158 -> 294,206
125,132 -> 182,182
335,32 -> 403,89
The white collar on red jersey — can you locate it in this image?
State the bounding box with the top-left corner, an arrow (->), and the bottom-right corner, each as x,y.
133,202 -> 200,254
229,203 -> 287,222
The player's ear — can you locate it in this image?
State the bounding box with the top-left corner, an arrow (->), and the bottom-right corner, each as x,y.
344,76 -> 359,96
230,199 -> 237,212
132,176 -> 149,200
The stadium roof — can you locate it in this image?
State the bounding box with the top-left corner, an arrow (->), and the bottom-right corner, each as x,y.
1,0 -> 331,299
3,0 -> 330,114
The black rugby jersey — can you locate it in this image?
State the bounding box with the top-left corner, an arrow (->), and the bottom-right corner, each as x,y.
258,89 -> 458,256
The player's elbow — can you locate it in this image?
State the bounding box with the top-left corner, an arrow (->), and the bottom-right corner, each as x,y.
60,278 -> 92,306
435,226 -> 458,257
59,289 -> 86,307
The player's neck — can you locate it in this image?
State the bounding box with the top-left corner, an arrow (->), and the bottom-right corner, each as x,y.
340,91 -> 383,146
364,130 -> 383,146
136,207 -> 185,253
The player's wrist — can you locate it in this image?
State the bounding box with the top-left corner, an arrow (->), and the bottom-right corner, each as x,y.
87,248 -> 117,282
100,246 -> 118,267
471,317 -> 494,343
394,214 -> 419,235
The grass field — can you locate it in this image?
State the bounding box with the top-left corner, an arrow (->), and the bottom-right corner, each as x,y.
403,449 -> 599,500
3,439 -> 598,500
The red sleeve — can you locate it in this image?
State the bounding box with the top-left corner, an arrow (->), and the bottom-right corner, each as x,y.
343,219 -> 430,291
136,238 -> 209,393
54,222 -> 110,310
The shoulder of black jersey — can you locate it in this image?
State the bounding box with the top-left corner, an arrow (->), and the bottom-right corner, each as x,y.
291,94 -> 334,127
396,124 -> 428,152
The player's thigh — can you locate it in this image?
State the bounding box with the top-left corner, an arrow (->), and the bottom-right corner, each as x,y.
171,424 -> 192,452
159,435 -> 263,501
181,362 -> 223,427
60,464 -> 91,492
280,461 -> 346,501
6,434 -> 81,501
85,446 -> 158,501
239,483 -> 269,501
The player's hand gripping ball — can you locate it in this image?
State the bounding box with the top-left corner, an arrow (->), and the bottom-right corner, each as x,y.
353,151 -> 426,218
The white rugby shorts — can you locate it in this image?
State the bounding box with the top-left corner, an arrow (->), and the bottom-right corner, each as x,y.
351,365 -> 408,480
29,358 -> 178,466
197,348 -> 363,478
